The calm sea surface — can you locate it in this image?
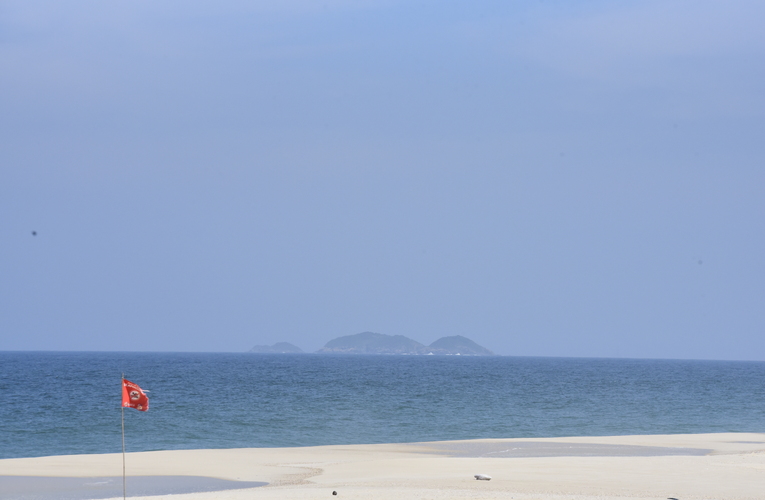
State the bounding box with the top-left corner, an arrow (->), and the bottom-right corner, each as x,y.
1,352 -> 764,459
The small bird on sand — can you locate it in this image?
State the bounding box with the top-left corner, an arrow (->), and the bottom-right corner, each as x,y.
474,474 -> 492,481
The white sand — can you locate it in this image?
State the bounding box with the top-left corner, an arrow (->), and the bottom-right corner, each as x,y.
1,433 -> 764,500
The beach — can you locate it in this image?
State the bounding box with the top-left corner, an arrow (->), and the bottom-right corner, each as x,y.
1,433 -> 764,500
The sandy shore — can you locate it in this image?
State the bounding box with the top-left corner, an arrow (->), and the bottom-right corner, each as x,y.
1,433 -> 764,500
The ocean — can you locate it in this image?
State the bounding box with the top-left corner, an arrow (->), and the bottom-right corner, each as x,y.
1,352 -> 764,459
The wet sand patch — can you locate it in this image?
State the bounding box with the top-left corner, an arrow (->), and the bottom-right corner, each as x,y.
0,475 -> 266,500
419,440 -> 712,458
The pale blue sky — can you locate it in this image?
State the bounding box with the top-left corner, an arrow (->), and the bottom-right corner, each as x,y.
1,1 -> 764,359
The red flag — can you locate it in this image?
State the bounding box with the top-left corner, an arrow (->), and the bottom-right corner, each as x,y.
122,379 -> 149,412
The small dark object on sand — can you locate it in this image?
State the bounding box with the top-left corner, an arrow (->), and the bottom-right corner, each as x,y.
667,498 -> 679,500
333,491 -> 337,495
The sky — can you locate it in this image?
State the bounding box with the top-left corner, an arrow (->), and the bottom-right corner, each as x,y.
1,0 -> 764,359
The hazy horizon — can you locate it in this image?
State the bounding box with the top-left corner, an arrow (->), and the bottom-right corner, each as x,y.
4,344 -> 765,362
2,1 -> 764,360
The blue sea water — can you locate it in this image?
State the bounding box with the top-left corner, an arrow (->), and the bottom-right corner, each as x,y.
1,352 -> 764,459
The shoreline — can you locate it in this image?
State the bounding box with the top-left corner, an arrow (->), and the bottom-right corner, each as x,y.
1,433 -> 764,499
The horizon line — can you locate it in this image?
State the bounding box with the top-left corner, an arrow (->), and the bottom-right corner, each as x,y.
1,350 -> 763,363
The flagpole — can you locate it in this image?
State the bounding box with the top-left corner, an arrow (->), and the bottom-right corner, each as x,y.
121,374 -> 126,500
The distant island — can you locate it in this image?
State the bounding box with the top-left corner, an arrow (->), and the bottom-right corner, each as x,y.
428,335 -> 494,356
249,332 -> 494,355
317,331 -> 429,355
249,342 -> 304,354
316,332 -> 494,356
